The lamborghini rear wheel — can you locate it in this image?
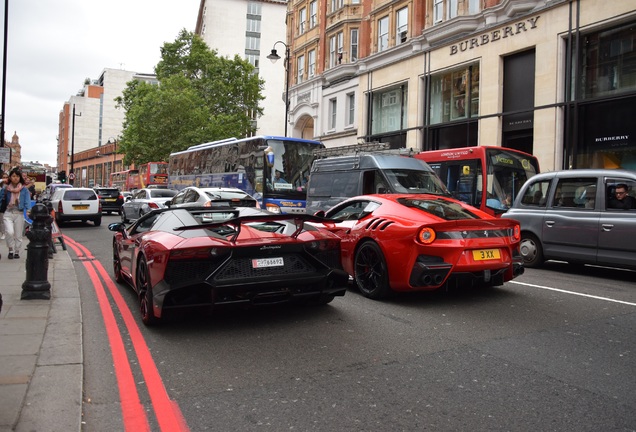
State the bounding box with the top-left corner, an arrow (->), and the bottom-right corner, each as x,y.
354,241 -> 391,300
136,257 -> 158,326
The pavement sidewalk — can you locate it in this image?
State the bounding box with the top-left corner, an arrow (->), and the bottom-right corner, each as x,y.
0,239 -> 82,432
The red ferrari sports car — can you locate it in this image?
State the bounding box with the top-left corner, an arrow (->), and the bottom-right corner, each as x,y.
314,194 -> 524,299
109,207 -> 349,325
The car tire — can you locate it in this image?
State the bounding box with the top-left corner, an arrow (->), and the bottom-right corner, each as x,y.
120,208 -> 128,224
520,233 -> 544,268
112,241 -> 124,283
94,217 -> 102,227
354,241 -> 391,300
136,256 -> 158,326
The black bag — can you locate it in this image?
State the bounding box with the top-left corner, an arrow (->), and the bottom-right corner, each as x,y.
0,193 -> 7,213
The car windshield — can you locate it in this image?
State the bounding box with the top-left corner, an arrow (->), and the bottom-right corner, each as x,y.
398,197 -> 479,220
205,190 -> 252,200
383,169 -> 450,195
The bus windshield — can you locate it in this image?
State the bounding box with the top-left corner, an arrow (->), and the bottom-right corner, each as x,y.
484,148 -> 539,211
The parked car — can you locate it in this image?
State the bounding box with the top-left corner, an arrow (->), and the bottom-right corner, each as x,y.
119,188 -> 177,223
167,186 -> 259,209
50,187 -> 101,226
93,187 -> 125,214
501,169 -> 636,270
108,207 -> 348,325
40,183 -> 73,202
314,194 -> 524,300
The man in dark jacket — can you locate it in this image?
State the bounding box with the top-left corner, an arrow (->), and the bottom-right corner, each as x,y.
608,183 -> 636,210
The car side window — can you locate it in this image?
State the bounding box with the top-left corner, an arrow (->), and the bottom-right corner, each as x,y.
551,178 -> 597,209
172,190 -> 186,204
328,200 -> 371,221
184,190 -> 198,203
605,179 -> 636,211
520,180 -> 551,207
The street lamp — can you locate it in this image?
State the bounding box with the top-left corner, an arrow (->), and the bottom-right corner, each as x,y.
70,104 -> 81,185
267,41 -> 290,137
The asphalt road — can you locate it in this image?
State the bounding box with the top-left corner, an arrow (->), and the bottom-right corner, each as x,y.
64,215 -> 636,432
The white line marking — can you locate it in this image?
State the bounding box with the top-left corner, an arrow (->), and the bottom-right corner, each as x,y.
510,280 -> 636,307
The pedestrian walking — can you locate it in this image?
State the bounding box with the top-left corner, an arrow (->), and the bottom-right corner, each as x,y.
0,167 -> 33,259
0,171 -> 8,240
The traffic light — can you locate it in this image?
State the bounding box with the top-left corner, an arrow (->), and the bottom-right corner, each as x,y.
58,170 -> 67,183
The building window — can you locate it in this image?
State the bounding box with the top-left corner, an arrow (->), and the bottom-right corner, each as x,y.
396,7 -> 408,44
329,32 -> 344,67
330,0 -> 343,13
310,1 -> 317,27
350,29 -> 358,62
245,36 -> 260,51
297,54 -> 305,84
447,0 -> 458,20
371,85 -> 407,134
247,1 -> 261,15
429,63 -> 480,124
247,18 -> 261,32
246,54 -> 260,71
329,98 -> 337,130
308,49 -> 316,77
299,7 -> 307,34
468,0 -> 480,14
378,16 -> 389,52
434,0 -> 444,23
347,93 -> 355,125
578,21 -> 636,100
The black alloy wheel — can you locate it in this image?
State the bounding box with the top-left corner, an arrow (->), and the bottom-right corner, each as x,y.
112,241 -> 124,283
354,241 -> 391,300
136,257 -> 158,326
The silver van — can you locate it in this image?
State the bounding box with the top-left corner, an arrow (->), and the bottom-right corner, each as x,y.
306,154 -> 448,214
501,169 -> 636,270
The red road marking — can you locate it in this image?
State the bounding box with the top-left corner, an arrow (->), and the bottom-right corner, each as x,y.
64,235 -> 190,432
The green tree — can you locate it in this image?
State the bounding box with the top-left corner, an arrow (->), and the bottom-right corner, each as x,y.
116,30 -> 264,166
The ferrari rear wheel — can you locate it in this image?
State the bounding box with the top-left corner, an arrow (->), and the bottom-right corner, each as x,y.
112,241 -> 124,283
354,241 -> 391,300
520,233 -> 544,268
137,257 -> 158,326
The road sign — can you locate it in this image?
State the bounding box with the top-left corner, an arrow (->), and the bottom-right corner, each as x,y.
69,172 -> 76,180
0,147 -> 10,164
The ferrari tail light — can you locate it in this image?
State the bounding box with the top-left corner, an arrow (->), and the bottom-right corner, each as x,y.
512,224 -> 520,241
148,202 -> 160,209
418,227 -> 436,244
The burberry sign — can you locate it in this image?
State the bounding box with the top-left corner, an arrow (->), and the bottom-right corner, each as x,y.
450,16 -> 540,55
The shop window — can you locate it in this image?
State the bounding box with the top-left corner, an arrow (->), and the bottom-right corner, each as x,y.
429,63 -> 480,125
371,85 -> 407,135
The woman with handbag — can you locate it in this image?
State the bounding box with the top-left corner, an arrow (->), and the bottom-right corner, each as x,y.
0,167 -> 32,259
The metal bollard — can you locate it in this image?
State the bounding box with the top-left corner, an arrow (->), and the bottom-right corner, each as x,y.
45,201 -> 56,258
21,203 -> 52,300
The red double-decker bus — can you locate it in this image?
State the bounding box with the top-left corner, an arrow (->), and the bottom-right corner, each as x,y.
415,146 -> 540,216
110,162 -> 168,191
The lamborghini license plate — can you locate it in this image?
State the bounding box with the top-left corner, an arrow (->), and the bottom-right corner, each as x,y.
73,205 -> 89,210
472,249 -> 500,261
252,257 -> 284,268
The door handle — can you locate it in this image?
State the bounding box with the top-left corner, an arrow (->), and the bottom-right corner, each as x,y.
601,224 -> 614,231
545,220 -> 555,227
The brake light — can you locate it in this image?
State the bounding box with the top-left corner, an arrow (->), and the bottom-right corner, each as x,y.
418,227 -> 436,244
148,202 -> 160,209
305,239 -> 340,252
118,194 -> 123,200
57,201 -> 63,215
512,224 -> 520,241
169,247 -> 229,260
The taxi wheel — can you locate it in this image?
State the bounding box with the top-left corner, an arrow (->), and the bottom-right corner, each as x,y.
136,257 -> 158,326
520,233 -> 544,268
354,241 -> 391,300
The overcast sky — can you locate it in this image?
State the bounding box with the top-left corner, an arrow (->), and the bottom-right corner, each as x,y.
0,0 -> 200,166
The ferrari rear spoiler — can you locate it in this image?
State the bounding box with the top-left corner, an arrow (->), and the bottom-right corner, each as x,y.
174,212 -> 336,242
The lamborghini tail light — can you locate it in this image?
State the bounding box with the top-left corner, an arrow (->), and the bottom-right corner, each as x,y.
169,247 -> 229,260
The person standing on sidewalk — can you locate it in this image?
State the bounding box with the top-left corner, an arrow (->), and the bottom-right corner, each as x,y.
0,167 -> 32,259
0,171 -> 8,240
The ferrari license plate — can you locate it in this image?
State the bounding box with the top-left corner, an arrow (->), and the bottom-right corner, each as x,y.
472,249 -> 500,261
73,205 -> 89,210
252,257 -> 284,268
